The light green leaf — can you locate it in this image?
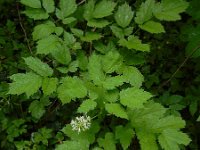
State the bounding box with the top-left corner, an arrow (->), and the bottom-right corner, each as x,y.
98,132 -> 116,150
115,125 -> 134,150
83,0 -> 95,20
103,76 -> 125,90
23,8 -> 49,20
114,3 -> 134,28
78,99 -> 97,113
105,103 -> 128,119
158,129 -> 191,150
56,140 -> 89,150
57,77 -> 87,104
110,25 -> 124,39
137,130 -> 158,150
42,78 -> 58,96
24,57 -> 53,77
77,50 -> 88,71
120,88 -> 152,109
87,19 -> 110,28
93,0 -> 116,18
36,35 -> 60,54
56,0 -> 77,19
71,28 -> 84,37
55,27 -> 63,36
153,0 -> 189,21
62,17 -> 76,24
8,72 -> 42,97
119,35 -> 150,52
32,22 -> 55,41
88,53 -> 105,85
81,32 -> 102,42
139,21 -> 165,33
20,0 -> 41,8
42,0 -> 55,13
123,27 -> 133,36
135,0 -> 155,24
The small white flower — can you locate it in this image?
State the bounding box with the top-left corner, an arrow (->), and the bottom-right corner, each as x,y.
70,115 -> 91,134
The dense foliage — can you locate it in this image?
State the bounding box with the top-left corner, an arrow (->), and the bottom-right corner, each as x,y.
0,0 -> 199,149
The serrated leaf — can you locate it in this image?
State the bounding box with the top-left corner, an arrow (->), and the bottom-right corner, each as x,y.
71,28 -> 84,37
42,78 -> 58,96
77,50 -> 88,71
137,130 -> 158,150
153,0 -> 189,21
55,27 -> 64,36
36,35 -> 60,54
56,0 -> 77,19
115,3 -> 134,28
62,17 -> 76,24
56,140 -> 89,150
29,100 -> 46,119
115,125 -> 134,150
24,57 -> 53,77
23,8 -> 49,20
32,22 -> 55,41
81,32 -> 102,42
119,36 -> 150,52
110,25 -> 124,39
139,21 -> 165,33
158,129 -> 191,150
20,0 -> 41,8
120,88 -> 152,109
98,132 -> 116,150
135,0 -> 155,24
105,103 -> 128,119
78,99 -> 97,113
93,0 -> 116,18
8,72 -> 42,97
103,76 -> 125,90
42,0 -> 55,13
84,0 -> 95,20
57,77 -> 87,104
88,53 -> 105,85
87,19 -> 110,28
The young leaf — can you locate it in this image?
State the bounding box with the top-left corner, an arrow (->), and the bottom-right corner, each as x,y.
115,125 -> 134,150
57,77 -> 87,104
42,0 -> 55,13
158,129 -> 191,150
120,88 -> 152,109
24,57 -> 53,77
98,132 -> 116,150
42,77 -> 58,96
114,3 -> 134,28
135,0 -> 155,24
93,0 -> 116,18
105,103 -> 128,119
56,0 -> 77,19
153,0 -> 189,21
20,0 -> 41,8
23,8 -> 49,20
78,99 -> 97,113
8,72 -> 42,97
139,21 -> 165,33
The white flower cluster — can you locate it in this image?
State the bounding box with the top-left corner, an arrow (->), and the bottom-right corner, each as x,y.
70,115 -> 91,134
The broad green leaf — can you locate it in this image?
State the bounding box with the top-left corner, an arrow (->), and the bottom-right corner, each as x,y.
105,103 -> 128,119
87,19 -> 110,28
104,90 -> 119,103
24,57 -> 53,77
123,27 -> 133,36
119,36 -> 150,52
110,25 -> 124,39
8,72 -> 42,97
120,88 -> 152,109
29,100 -> 46,119
37,35 -> 60,54
137,130 -> 158,150
123,66 -> 144,88
81,32 -> 102,42
55,27 -> 63,36
56,140 -> 89,150
88,53 -> 105,85
103,76 -> 125,90
158,129 -> 191,150
71,28 -> 84,37
64,31 -> 76,46
32,22 -> 55,41
114,3 -> 134,28
115,125 -> 134,150
42,78 -> 58,96
33,128 -> 52,145
20,0 -> 41,8
153,0 -> 189,21
56,0 -> 77,19
93,0 -> 116,18
23,8 -> 49,20
78,99 -> 97,113
98,132 -> 116,150
57,77 -> 87,104
62,17 -> 76,24
83,0 -> 95,20
135,0 -> 155,24
102,50 -> 122,73
139,21 -> 165,33
42,0 -> 55,13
